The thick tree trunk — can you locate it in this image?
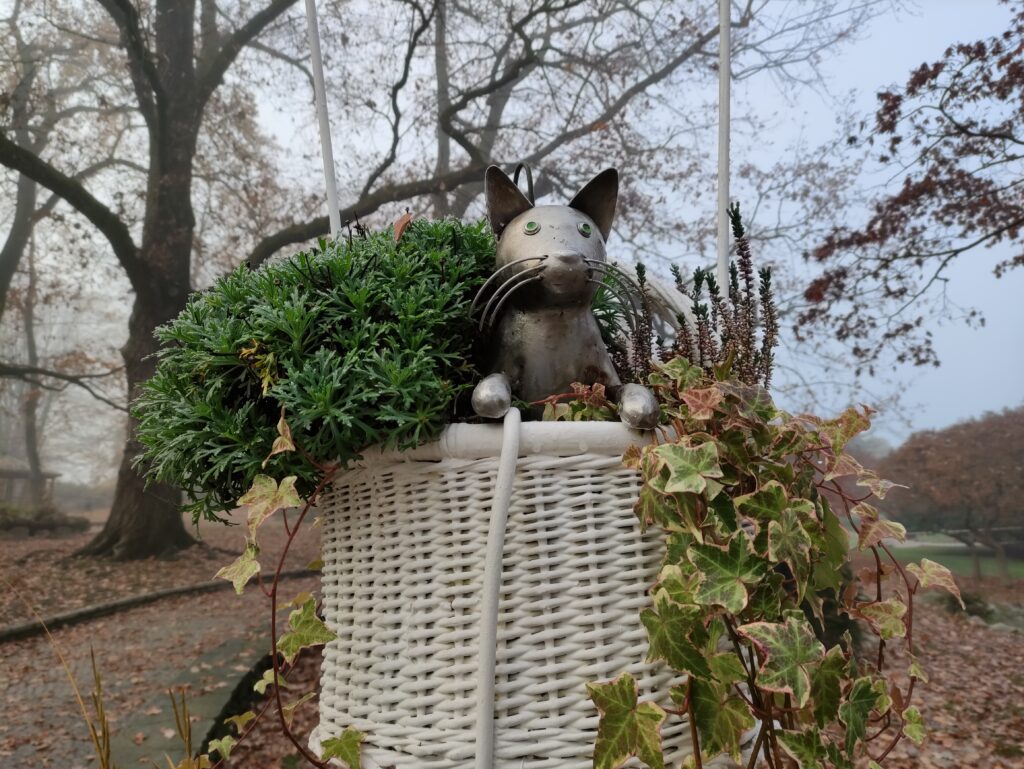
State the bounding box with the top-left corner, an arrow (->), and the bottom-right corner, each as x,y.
77,294 -> 195,559
79,36 -> 200,559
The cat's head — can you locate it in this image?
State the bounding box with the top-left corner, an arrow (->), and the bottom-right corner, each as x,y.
484,165 -> 617,308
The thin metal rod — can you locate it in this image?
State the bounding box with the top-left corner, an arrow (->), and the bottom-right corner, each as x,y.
304,0 -> 341,237
474,407 -> 521,769
716,0 -> 731,292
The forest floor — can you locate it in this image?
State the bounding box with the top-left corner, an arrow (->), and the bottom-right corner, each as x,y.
1,518 -> 1022,769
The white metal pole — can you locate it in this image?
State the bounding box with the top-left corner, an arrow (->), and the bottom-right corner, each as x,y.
303,0 -> 341,237
716,0 -> 731,292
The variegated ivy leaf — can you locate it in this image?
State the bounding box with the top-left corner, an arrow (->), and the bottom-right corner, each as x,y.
240,474 -> 303,539
908,654 -> 929,683
224,710 -> 256,732
768,506 -> 813,599
737,612 -> 825,708
208,735 -> 236,760
776,728 -> 828,769
823,451 -> 863,481
321,726 -> 365,769
819,405 -> 872,454
907,559 -> 964,609
810,646 -> 849,728
652,440 -> 723,496
651,357 -> 704,391
850,502 -> 879,521
634,484 -> 683,533
657,564 -> 701,606
684,681 -> 754,763
857,517 -> 906,550
587,674 -> 666,769
858,598 -> 907,639
641,594 -> 711,679
262,412 -> 296,468
681,386 -> 723,420
838,677 -> 879,757
902,705 -> 925,745
871,679 -> 893,716
277,595 -> 337,664
688,536 -> 768,614
215,543 -> 260,594
734,480 -> 788,523
253,667 -> 289,695
282,691 -> 317,727
855,469 -> 903,500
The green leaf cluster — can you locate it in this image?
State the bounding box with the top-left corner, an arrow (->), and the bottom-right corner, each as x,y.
592,357 -> 930,769
134,219 -> 495,521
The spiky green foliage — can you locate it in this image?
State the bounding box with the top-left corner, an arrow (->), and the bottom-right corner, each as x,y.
134,219 -> 495,521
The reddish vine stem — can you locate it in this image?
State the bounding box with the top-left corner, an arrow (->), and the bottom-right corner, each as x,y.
744,726 -> 766,769
268,466 -> 338,768
208,677 -> 281,769
685,677 -> 704,769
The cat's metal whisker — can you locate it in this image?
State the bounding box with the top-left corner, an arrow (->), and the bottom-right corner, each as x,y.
584,258 -> 642,294
585,278 -> 640,336
470,256 -> 549,316
479,266 -> 547,331
585,263 -> 641,313
481,275 -> 543,334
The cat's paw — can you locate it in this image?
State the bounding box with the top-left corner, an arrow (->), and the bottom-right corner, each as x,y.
618,383 -> 660,430
472,373 -> 513,419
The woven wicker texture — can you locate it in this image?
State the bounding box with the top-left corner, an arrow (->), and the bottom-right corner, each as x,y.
316,424 -> 729,769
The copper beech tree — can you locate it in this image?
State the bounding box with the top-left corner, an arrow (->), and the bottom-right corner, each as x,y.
801,1 -> 1024,373
881,407 -> 1024,580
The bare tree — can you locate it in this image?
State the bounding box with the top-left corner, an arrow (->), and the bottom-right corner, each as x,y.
0,0 -> 304,558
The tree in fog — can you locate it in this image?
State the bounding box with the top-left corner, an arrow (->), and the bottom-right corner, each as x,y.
1,0 -> 892,558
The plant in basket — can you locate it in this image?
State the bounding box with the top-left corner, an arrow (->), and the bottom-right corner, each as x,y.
585,206 -> 962,769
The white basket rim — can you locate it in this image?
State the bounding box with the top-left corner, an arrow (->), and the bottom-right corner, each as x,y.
364,421 -> 653,463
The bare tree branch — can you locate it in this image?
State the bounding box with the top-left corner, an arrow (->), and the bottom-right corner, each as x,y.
196,0 -> 299,110
0,131 -> 143,286
246,163 -> 487,267
92,0 -> 162,127
0,361 -> 127,412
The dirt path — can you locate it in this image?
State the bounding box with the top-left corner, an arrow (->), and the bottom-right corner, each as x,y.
0,511 -> 320,768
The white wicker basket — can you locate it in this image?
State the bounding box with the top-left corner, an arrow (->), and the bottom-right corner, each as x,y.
312,421 -> 732,769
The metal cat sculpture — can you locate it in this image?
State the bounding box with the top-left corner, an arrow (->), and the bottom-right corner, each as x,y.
470,165 -> 660,429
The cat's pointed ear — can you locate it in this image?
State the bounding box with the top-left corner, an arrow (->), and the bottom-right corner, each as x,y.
569,168 -> 618,241
485,165 -> 533,238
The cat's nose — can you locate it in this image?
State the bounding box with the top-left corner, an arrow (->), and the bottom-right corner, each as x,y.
549,251 -> 583,266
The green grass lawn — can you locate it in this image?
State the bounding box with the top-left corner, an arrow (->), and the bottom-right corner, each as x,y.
890,545 -> 1024,579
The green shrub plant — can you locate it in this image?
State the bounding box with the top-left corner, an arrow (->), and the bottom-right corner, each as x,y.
135,218 -> 495,522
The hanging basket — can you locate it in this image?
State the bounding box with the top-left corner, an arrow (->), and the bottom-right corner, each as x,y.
310,421 -> 716,768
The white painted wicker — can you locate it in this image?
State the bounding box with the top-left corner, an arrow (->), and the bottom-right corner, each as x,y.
312,422 -> 734,768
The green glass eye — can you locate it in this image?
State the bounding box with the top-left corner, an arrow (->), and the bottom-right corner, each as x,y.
524,221 -> 540,235
577,222 -> 593,238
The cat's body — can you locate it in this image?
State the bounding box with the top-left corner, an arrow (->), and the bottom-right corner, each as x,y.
472,166 -> 659,429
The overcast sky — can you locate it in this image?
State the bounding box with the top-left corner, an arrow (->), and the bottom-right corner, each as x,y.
742,0 -> 1023,443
